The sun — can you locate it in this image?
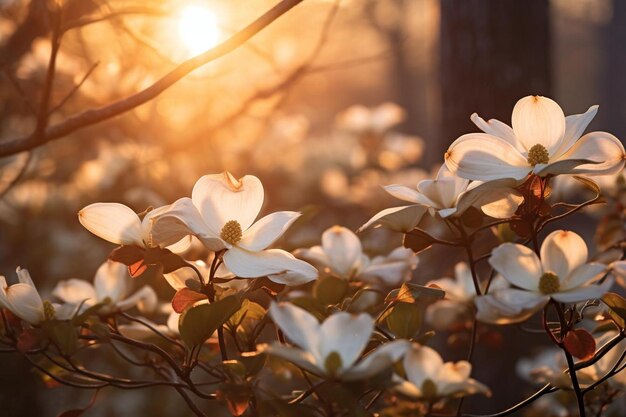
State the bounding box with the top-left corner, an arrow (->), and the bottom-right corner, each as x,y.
177,4 -> 221,56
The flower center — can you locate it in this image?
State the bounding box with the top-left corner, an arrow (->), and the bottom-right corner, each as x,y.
527,144 -> 550,165
324,351 -> 343,376
421,379 -> 438,398
220,220 -> 243,245
538,272 -> 560,294
43,300 -> 56,320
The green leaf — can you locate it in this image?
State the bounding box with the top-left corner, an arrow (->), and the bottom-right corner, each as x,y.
314,276 -> 349,305
385,302 -> 422,339
402,233 -> 432,254
572,175 -> 601,195
179,295 -> 242,348
602,292 -> 626,328
227,299 -> 266,330
289,296 -> 326,321
385,283 -> 445,304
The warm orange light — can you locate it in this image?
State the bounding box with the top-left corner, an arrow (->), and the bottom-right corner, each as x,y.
177,5 -> 220,55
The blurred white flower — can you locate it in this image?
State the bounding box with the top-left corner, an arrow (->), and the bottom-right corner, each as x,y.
295,225 -> 417,286
262,302 -> 409,380
79,202 -> 190,253
150,172 -> 318,285
445,95 -> 626,181
336,102 -> 405,135
0,267 -> 45,324
118,311 -> 180,340
395,344 -> 490,399
359,165 -> 522,233
517,331 -> 626,389
426,263 -> 509,330
53,261 -> 158,314
477,230 -> 612,324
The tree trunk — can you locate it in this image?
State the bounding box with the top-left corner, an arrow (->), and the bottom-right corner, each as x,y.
436,0 -> 551,166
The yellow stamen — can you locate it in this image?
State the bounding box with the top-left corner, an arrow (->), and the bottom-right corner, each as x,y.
220,220 -> 243,245
527,144 -> 550,165
539,272 -> 560,294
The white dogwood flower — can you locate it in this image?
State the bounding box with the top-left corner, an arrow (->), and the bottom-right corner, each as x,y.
150,172 -> 317,285
395,344 -> 490,399
426,263 -> 509,330
79,202 -> 190,252
476,230 -> 612,324
53,261 -> 158,314
445,95 -> 626,181
295,225 -> 417,286
359,165 -> 522,233
0,268 -> 46,324
262,302 -> 409,380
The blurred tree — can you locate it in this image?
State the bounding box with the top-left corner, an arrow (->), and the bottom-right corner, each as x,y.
436,0 -> 551,166
602,0 -> 626,140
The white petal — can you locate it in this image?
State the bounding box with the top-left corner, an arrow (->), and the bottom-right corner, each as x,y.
511,95 -> 566,152
318,312 -> 373,370
445,134 -> 530,181
361,261 -> 413,287
116,286 -> 158,313
142,206 -> 193,253
551,105 -> 598,158
149,197 -> 224,251
404,345 -> 443,387
192,172 -> 264,232
342,340 -> 410,380
358,205 -> 429,233
224,247 -> 317,284
268,302 -> 320,355
238,211 -> 301,252
383,184 -> 424,204
470,113 -> 523,151
163,262 -> 206,290
6,283 -> 45,324
540,230 -> 588,280
455,179 -> 522,219
52,279 -> 97,305
534,158 -> 598,177
78,203 -> 143,246
94,261 -> 129,303
552,277 -> 613,304
475,290 -> 548,324
417,176 -> 468,210
321,226 -> 362,277
489,243 -> 542,291
293,246 -> 329,267
556,131 -> 626,176
261,343 -> 322,376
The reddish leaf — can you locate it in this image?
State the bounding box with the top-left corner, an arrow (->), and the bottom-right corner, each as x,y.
564,328 -> 596,361
128,260 -> 148,278
172,288 -> 207,313
17,328 -> 42,353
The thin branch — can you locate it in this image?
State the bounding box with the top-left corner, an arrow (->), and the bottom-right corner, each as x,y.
48,61 -> 100,115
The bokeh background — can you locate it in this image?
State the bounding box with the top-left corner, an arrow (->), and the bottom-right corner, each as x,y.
0,0 -> 624,415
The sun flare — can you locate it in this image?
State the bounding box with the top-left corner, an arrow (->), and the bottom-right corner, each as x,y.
177,5 -> 220,55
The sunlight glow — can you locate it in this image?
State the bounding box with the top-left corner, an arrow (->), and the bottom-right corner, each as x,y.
177,5 -> 221,56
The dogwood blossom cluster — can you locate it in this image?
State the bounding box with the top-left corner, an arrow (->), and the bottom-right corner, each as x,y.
2,95 -> 626,417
